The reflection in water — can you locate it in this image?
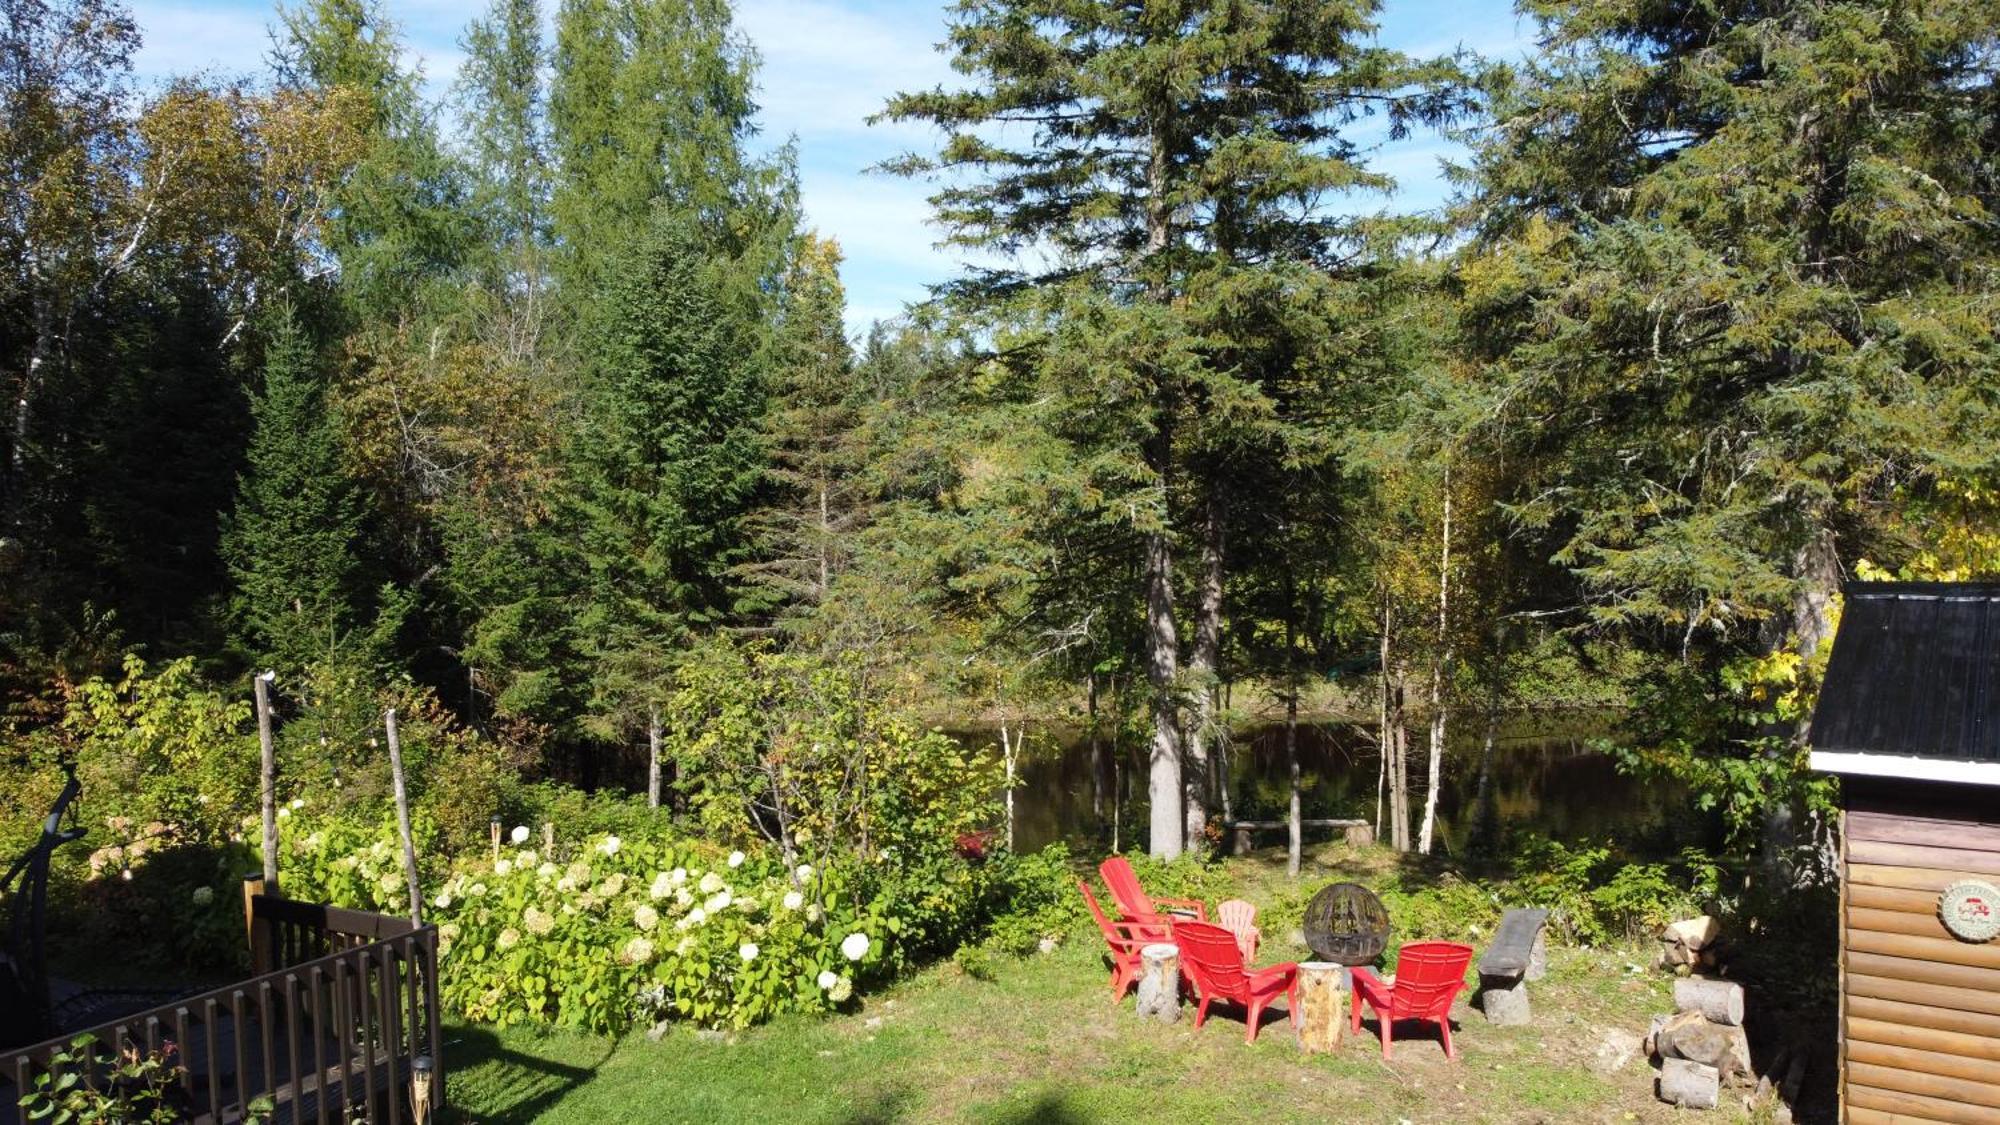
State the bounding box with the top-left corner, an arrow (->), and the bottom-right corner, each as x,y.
996,716 -> 1716,858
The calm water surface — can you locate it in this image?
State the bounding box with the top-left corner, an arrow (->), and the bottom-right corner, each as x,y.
988,714 -> 1714,857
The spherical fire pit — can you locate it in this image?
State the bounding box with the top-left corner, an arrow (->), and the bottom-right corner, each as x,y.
1302,882 -> 1390,966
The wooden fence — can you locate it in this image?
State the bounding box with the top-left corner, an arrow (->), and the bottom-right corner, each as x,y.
5,894 -> 442,1124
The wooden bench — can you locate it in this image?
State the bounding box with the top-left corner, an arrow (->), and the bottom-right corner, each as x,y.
1224,819 -> 1373,855
1475,907 -> 1549,1026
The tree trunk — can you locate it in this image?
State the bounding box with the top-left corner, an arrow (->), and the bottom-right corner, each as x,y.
647,706 -> 663,810
1762,525 -> 1841,874
1419,470 -> 1453,855
1471,687 -> 1500,853
1285,562 -> 1302,877
1088,673 -> 1105,820
1376,596 -> 1390,841
1184,490 -> 1224,847
1295,964 -> 1346,1052
384,708 -> 424,926
255,672 -> 279,889
1144,528 -> 1185,859
1000,715 -> 1018,853
1389,666 -> 1410,852
5,291 -> 55,533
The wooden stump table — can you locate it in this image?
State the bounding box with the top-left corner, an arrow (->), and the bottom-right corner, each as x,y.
1135,943 -> 1181,1024
1295,962 -> 1346,1053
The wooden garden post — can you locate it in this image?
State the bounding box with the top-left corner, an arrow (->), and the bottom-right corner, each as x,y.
1295,962 -> 1346,1052
254,671 -> 278,890
1135,944 -> 1181,1023
385,708 -> 423,926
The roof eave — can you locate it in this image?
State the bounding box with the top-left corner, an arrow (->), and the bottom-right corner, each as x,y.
1810,750 -> 2000,788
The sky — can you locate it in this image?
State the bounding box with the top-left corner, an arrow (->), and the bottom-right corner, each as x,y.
128,0 -> 1535,333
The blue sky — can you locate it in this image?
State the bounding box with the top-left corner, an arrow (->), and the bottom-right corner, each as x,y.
128,0 -> 1534,333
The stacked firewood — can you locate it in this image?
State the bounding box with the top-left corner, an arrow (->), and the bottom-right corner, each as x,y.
1647,977 -> 1751,1109
1657,914 -> 1726,974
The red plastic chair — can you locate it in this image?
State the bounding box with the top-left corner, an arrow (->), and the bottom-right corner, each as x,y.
1099,856 -> 1208,933
1078,880 -> 1157,1002
1173,921 -> 1300,1043
1350,941 -> 1475,1059
1217,898 -> 1260,962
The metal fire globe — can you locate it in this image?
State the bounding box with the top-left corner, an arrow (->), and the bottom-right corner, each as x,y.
1302,882 -> 1390,966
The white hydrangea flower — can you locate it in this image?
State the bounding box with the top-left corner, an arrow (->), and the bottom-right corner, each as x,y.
805,904 -> 823,923
494,859 -> 513,877
511,826 -> 530,844
698,872 -> 724,894
497,928 -> 520,950
687,907 -> 707,926
676,936 -> 696,957
828,977 -> 852,1003
470,883 -> 488,897
434,892 -> 452,910
277,807 -> 291,819
841,932 -> 870,961
817,970 -> 838,990
634,905 -> 659,932
782,891 -> 804,912
727,850 -> 745,868
669,867 -> 688,886
517,849 -> 537,866
650,874 -> 672,900
705,891 -> 732,913
191,886 -> 214,906
524,906 -> 556,935
738,942 -> 758,962
795,864 -> 813,881
290,797 -> 305,809
556,877 -> 576,893
674,888 -> 694,909
599,835 -> 621,856
538,863 -> 558,880
624,936 -> 654,964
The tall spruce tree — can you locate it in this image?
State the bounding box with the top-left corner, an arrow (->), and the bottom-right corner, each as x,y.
221,305 -> 375,677
571,209 -> 769,747
1462,0 -> 2000,840
884,0 -> 1453,856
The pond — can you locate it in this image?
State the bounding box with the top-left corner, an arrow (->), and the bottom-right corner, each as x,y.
989,713 -> 1716,858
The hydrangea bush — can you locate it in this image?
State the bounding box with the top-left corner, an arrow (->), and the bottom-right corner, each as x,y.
273,813 -> 1063,1033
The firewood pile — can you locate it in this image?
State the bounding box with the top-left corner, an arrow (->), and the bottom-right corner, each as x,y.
1644,918 -> 1806,1120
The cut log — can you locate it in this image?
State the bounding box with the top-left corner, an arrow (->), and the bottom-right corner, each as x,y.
1659,1057 -> 1721,1109
1663,916 -> 1721,952
1343,823 -> 1375,847
1659,1016 -> 1753,1084
1674,976 -> 1745,1026
1135,944 -> 1181,1024
1295,962 -> 1346,1053
1644,1013 -> 1671,1059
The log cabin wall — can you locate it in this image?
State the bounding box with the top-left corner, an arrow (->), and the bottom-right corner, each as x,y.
1840,776 -> 2000,1124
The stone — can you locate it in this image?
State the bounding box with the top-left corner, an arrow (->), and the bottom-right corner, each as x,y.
1478,974 -> 1532,1026
1589,1027 -> 1643,1074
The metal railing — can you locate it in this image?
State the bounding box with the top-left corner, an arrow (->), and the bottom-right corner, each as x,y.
6,894 -> 443,1124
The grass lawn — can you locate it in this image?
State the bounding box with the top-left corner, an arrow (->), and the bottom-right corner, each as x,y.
443,851 -> 1724,1124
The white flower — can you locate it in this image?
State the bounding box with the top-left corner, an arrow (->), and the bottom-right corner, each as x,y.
634,905 -> 659,931
739,942 -> 759,962
828,977 -> 852,1003
806,904 -> 823,923
494,859 -> 513,876
669,867 -> 688,886
841,933 -> 871,961
277,807 -> 291,819
433,892 -> 453,910
599,835 -> 622,856
511,825 -> 530,844
538,863 -> 558,880
470,883 -> 487,897
624,936 -> 655,963
516,849 -> 538,866
727,850 -> 745,868
817,970 -> 839,990
705,891 -> 732,913
524,906 -> 555,935
289,797 -> 305,810
556,877 -> 576,893
688,907 -> 707,926
795,864 -> 813,881
497,928 -> 520,950
782,891 -> 804,911
698,872 -> 724,894
191,886 -> 214,907
649,874 -> 672,900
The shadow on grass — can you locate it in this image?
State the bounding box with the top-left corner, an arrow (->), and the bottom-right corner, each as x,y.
980,1090 -> 1104,1125
836,1085 -> 917,1124
443,1024 -> 611,1124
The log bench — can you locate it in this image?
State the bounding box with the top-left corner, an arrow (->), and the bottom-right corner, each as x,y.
1475,907 -> 1549,1026
1225,819 -> 1373,855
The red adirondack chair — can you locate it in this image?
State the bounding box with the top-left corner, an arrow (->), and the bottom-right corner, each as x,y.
1099,856 -> 1208,933
1350,941 -> 1476,1059
1174,921 -> 1300,1043
1078,879 -> 1156,1002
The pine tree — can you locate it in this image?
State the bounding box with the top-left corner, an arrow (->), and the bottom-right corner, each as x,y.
221,304 -> 374,677
883,0 -> 1453,857
571,209 -> 770,740
456,0 -> 551,331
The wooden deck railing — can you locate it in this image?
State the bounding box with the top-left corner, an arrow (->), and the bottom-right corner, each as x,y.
6,894 -> 443,1125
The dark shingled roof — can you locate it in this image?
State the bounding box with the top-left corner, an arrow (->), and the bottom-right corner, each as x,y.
1812,582 -> 2000,763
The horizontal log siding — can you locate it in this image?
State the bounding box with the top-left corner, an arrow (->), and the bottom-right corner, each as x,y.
1844,786 -> 2000,1124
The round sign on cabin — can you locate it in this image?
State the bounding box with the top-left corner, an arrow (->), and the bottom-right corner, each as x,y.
1938,880 -> 2000,943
